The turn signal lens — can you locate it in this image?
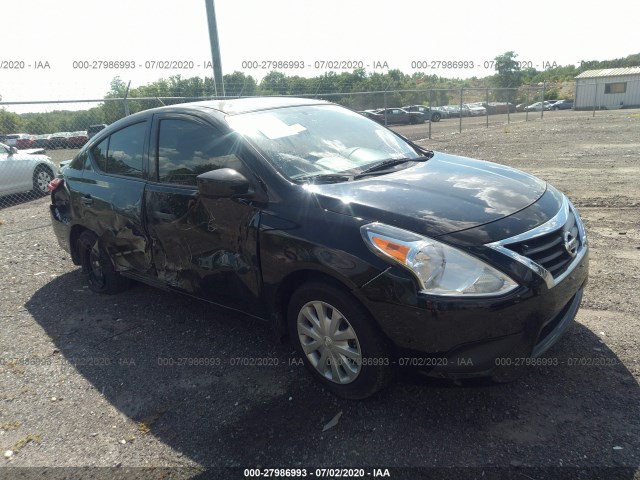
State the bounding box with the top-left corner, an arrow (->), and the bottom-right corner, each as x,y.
371,236 -> 410,263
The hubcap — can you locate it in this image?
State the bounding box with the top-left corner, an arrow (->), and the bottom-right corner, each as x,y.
297,301 -> 362,384
36,171 -> 51,192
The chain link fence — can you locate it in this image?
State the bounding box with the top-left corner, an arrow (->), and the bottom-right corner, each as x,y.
0,83 -> 634,210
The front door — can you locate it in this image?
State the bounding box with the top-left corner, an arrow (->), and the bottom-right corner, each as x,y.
144,113 -> 263,314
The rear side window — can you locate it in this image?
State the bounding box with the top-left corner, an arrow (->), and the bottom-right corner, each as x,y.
91,122 -> 146,177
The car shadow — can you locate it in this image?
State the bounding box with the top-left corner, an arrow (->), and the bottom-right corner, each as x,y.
25,271 -> 640,475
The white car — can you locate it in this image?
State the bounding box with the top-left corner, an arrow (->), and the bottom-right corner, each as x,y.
465,103 -> 487,116
0,142 -> 57,197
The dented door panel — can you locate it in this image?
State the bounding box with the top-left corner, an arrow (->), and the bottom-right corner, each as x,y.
144,182 -> 262,313
78,169 -> 151,272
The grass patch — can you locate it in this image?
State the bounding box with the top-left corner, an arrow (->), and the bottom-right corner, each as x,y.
1,421 -> 21,431
12,433 -> 42,453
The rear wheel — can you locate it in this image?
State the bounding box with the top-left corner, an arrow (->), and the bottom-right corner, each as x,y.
288,282 -> 393,399
32,166 -> 53,196
77,231 -> 130,294
431,112 -> 441,122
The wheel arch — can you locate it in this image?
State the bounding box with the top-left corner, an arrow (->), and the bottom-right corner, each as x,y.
69,224 -> 90,265
269,269 -> 359,341
35,162 -> 54,176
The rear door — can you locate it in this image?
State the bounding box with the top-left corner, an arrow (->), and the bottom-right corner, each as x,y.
77,119 -> 153,273
144,113 -> 264,314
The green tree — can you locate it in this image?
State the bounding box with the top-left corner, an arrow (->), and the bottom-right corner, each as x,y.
492,51 -> 523,101
0,109 -> 22,134
223,71 -> 257,97
259,71 -> 289,95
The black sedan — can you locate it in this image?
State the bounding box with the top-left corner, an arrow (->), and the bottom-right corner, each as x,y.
402,105 -> 444,122
374,107 -> 425,125
49,98 -> 588,399
548,99 -> 574,110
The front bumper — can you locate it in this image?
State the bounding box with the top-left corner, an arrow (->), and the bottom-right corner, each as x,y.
354,241 -> 588,379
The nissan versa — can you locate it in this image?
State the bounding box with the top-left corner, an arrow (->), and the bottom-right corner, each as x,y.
49,98 -> 588,399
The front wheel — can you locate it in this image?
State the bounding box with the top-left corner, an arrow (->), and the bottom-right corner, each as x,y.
288,282 -> 393,399
77,231 -> 131,294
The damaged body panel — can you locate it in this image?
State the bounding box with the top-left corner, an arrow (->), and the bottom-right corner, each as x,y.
144,183 -> 263,314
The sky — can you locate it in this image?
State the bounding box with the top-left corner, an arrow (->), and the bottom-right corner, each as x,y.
1,0 -> 639,112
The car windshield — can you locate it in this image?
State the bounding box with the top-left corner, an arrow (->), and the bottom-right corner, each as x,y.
227,104 -> 423,183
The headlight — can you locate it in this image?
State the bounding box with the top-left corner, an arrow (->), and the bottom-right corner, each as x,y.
361,223 -> 518,297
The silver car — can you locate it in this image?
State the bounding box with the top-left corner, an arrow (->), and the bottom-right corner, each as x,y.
0,142 -> 57,197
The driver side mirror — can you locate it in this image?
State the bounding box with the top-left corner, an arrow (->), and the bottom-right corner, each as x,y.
8,146 -> 18,155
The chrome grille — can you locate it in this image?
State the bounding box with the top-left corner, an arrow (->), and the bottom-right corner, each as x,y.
503,210 -> 579,278
486,195 -> 587,289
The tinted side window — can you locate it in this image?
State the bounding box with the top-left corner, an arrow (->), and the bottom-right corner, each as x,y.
91,122 -> 146,176
107,122 -> 146,177
157,119 -> 242,186
92,137 -> 109,171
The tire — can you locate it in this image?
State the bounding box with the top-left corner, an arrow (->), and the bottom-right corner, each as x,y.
32,166 -> 53,196
431,112 -> 441,122
553,107 -> 559,111
288,281 -> 393,399
77,231 -> 130,294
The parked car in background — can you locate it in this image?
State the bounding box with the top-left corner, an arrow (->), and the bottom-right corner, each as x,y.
515,103 -> 526,112
34,134 -> 52,149
465,103 -> 487,116
49,132 -> 72,149
441,105 -> 471,117
0,134 -> 20,147
49,97 -> 588,399
432,106 -> 450,119
375,108 -> 425,125
486,102 -> 516,114
0,142 -> 56,196
87,124 -> 107,139
16,134 -> 36,149
524,101 -> 554,112
548,99 -> 574,110
68,131 -> 89,148
357,110 -> 385,123
402,105 -> 445,122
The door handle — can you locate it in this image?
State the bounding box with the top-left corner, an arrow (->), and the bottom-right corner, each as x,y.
153,211 -> 177,222
80,196 -> 93,206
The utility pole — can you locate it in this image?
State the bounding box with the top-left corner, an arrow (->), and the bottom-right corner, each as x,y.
205,0 -> 225,97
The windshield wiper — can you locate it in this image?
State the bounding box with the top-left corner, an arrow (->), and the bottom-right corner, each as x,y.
294,173 -> 354,184
354,156 -> 429,179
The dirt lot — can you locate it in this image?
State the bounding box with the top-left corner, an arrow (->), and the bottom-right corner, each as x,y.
1,109 -> 639,479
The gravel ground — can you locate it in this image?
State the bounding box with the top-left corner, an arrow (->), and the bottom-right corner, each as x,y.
0,109 -> 639,479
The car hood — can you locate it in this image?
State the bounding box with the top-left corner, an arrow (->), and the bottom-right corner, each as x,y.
307,152 -> 547,237
11,152 -> 51,162
18,148 -> 46,155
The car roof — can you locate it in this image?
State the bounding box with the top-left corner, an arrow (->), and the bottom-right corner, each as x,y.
100,97 -> 335,135
163,97 -> 330,116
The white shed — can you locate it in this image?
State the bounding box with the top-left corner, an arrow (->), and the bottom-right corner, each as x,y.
574,67 -> 640,110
